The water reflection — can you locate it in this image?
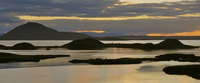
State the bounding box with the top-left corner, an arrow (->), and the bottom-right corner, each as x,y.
0,40 -> 200,46
0,62 -> 199,83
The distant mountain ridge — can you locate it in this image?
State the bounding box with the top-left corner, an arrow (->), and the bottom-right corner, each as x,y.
0,33 -> 5,37
0,22 -> 91,40
81,32 -> 125,37
59,32 -> 90,40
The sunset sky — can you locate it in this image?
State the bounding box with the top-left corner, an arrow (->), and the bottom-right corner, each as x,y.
0,0 -> 200,36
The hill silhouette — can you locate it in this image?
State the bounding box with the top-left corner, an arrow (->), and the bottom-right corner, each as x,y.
157,39 -> 183,46
155,39 -> 195,49
12,42 -> 37,50
0,22 -> 90,40
62,38 -> 104,50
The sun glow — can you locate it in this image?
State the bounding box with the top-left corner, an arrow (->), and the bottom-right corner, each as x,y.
147,30 -> 200,36
75,30 -> 106,33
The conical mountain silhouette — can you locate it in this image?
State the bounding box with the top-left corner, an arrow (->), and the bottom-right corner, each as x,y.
0,22 -> 90,40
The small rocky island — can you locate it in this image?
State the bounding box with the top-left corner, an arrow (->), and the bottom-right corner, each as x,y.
2,42 -> 38,50
62,38 -> 105,50
12,42 -> 38,50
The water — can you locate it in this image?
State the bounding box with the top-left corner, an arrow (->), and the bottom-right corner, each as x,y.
0,40 -> 200,83
0,62 -> 200,83
0,40 -> 200,46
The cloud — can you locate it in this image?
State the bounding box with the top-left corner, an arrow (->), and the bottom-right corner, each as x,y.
179,13 -> 200,17
34,17 -> 200,35
0,14 -> 24,23
74,30 -> 106,33
1,0 -> 200,35
1,0 -> 200,18
0,0 -> 119,16
17,15 -> 177,21
147,30 -> 200,36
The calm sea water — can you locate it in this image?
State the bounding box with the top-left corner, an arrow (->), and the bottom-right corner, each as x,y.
0,40 -> 200,83
0,40 -> 200,46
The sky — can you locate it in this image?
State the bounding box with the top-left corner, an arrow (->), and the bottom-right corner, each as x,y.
0,0 -> 200,36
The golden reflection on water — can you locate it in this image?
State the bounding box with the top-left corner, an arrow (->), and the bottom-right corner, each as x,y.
30,67 -> 51,83
180,76 -> 193,83
113,47 -> 117,58
0,64 -> 200,83
71,66 -> 100,83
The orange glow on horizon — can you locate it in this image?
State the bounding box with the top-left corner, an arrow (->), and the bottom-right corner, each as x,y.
147,30 -> 200,36
75,30 -> 106,33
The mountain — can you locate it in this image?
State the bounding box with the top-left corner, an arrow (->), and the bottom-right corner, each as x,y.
0,22 -> 91,40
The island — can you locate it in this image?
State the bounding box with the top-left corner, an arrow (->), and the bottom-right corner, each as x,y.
0,37 -> 198,50
62,38 -> 198,50
61,38 -> 105,50
69,53 -> 200,65
69,58 -> 143,65
0,52 -> 70,63
163,65 -> 200,79
11,42 -> 37,50
69,53 -> 200,79
105,38 -> 198,50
